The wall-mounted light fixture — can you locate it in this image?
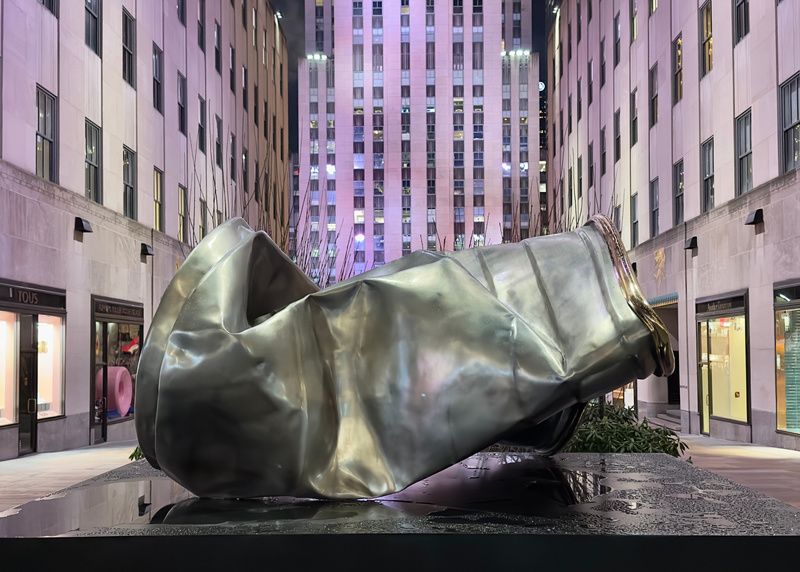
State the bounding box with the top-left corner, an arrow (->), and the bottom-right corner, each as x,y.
744,208 -> 764,226
684,236 -> 698,250
74,217 -> 93,234
140,243 -> 154,257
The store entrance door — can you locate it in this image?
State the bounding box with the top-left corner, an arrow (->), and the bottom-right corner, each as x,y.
91,297 -> 144,445
697,309 -> 749,436
698,321 -> 711,435
17,314 -> 38,455
667,351 -> 681,405
91,320 -> 108,444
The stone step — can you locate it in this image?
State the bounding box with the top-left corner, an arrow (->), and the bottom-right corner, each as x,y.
657,412 -> 682,424
648,415 -> 682,432
665,409 -> 682,419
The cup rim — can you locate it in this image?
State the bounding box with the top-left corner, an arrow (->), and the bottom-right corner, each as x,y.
586,214 -> 676,378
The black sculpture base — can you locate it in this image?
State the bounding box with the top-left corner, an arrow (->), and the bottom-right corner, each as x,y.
1,451 -> 798,569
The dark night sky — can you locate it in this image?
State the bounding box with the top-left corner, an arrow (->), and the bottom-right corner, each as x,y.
270,0 -> 548,154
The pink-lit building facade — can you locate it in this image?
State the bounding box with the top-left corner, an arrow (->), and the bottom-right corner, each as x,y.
548,0 -> 800,448
0,0 -> 289,460
297,0 -> 540,283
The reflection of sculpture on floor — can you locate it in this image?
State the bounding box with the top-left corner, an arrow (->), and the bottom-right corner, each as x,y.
135,215 -> 674,500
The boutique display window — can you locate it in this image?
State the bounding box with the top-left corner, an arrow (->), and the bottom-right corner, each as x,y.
776,285 -> 800,435
697,295 -> 749,434
36,315 -> 64,419
0,280 -> 67,455
0,311 -> 17,426
611,381 -> 636,410
91,297 -> 143,443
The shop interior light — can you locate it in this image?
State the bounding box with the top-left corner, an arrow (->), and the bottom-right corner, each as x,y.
276,11 -> 282,19
501,50 -> 507,57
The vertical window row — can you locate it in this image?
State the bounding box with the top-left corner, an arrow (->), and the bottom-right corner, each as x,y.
198,97 -> 207,153
178,185 -> 188,242
153,168 -> 164,232
701,138 -> 715,213
85,0 -> 100,55
153,44 -> 163,113
649,64 -> 658,127
700,2 -> 713,77
734,0 -> 749,44
122,10 -> 136,87
177,73 -> 187,135
85,121 -> 101,203
123,147 -> 136,220
782,74 -> 800,174
736,110 -> 752,195
672,35 -> 683,104
36,87 -> 57,183
649,178 -> 659,237
198,0 -> 206,51
673,160 -> 684,225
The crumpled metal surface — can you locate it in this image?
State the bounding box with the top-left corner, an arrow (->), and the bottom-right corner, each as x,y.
135,215 -> 673,499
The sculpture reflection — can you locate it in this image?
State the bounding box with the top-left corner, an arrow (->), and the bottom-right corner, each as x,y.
153,454 -> 611,526
136,215 -> 673,500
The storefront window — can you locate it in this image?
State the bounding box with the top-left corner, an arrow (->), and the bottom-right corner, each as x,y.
776,285 -> 800,434
36,315 -> 64,419
95,321 -> 140,421
703,315 -> 748,423
0,311 -> 17,426
612,381 -> 636,409
91,297 -> 143,443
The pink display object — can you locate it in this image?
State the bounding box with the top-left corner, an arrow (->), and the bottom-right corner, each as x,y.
96,366 -> 133,417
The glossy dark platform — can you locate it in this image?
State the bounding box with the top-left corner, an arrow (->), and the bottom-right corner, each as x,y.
1,451 -> 798,569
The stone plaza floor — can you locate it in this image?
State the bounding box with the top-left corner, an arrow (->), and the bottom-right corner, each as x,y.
680,434 -> 800,508
0,435 -> 799,512
0,441 -> 135,512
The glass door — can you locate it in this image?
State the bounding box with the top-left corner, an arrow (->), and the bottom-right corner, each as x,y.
697,315 -> 749,435
92,319 -> 140,443
18,314 -> 38,455
698,320 -> 711,434
92,320 -> 108,444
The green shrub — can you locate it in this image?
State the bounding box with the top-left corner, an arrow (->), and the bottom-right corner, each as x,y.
129,446 -> 144,461
563,401 -> 688,457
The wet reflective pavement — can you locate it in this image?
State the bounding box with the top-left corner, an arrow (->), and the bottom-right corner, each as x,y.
1,452 -> 798,537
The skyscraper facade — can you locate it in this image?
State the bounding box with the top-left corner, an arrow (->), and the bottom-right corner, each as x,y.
297,0 -> 540,284
548,0 -> 800,449
0,0 -> 289,460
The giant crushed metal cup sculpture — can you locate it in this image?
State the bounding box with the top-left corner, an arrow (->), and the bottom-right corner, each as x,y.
135,215 -> 673,499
